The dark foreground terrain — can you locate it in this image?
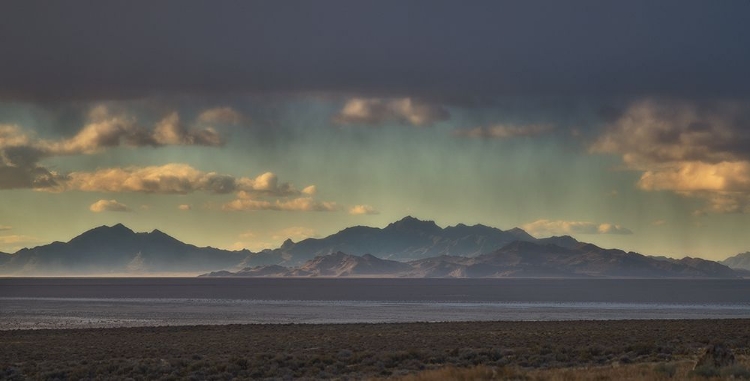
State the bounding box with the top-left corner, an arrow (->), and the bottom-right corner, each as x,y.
2,320 -> 750,380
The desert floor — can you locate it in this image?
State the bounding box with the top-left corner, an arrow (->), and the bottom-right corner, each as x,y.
2,319 -> 749,380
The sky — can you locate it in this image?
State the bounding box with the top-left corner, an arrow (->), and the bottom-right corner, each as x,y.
1,1 -> 750,260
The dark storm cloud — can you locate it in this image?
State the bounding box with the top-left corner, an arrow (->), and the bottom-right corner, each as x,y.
2,1 -> 749,101
0,165 -> 59,190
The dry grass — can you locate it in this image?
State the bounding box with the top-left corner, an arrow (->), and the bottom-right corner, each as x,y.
1,319 -> 750,380
389,358 -> 750,381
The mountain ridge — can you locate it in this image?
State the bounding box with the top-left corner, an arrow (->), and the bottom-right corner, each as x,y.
240,215 -> 539,267
1,217 -> 747,278
207,239 -> 742,279
0,224 -> 249,275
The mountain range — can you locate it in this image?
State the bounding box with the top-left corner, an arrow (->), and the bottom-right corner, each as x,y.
207,240 -> 741,278
242,216 -> 539,267
1,217 -> 748,278
0,224 -> 248,275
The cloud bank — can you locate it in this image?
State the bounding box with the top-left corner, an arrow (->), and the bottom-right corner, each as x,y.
51,164 -> 304,197
592,100 -> 750,214
44,107 -> 223,155
5,2 -> 748,101
523,219 -> 633,237
0,107 -> 225,190
334,98 -> 449,127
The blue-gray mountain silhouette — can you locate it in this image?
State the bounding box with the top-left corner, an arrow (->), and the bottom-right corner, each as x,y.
0,223 -> 248,275
0,217 -> 745,278
0,251 -> 11,265
241,216 -> 538,267
215,238 -> 742,279
722,252 -> 750,271
204,251 -> 413,277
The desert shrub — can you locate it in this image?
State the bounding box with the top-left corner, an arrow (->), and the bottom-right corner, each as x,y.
589,345 -> 606,357
161,374 -> 181,381
395,365 -> 526,381
631,342 -> 658,357
188,360 -> 207,372
427,354 -> 447,364
230,356 -> 248,370
188,370 -> 206,380
337,349 -> 353,360
689,365 -> 720,378
42,370 -> 69,380
653,362 -> 677,377
539,346 -> 553,356
2,367 -> 24,381
721,365 -> 750,379
320,354 -> 335,365
459,347 -> 478,361
554,352 -> 570,363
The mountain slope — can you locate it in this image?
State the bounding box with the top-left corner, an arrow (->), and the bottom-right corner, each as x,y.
0,224 -> 249,275
722,252 -> 750,271
0,251 -> 11,265
201,264 -> 295,277
298,252 -> 412,276
476,241 -> 741,278
209,240 -> 742,279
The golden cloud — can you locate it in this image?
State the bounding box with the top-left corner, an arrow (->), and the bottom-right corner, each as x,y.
49,164 -> 306,196
592,100 -> 750,214
334,97 -> 449,126
522,219 -> 633,237
89,199 -> 131,213
197,107 -> 245,125
454,124 -> 553,139
348,204 -> 379,215
222,196 -> 337,212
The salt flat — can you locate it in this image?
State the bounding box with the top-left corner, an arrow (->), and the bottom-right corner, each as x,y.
2,278 -> 749,329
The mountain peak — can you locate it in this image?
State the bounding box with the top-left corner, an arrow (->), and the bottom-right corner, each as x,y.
394,215 -> 422,223
142,228 -> 185,247
147,228 -> 178,241
281,239 -> 295,249
67,223 -> 135,245
89,223 -> 134,235
506,227 -> 536,241
386,216 -> 441,232
537,235 -> 580,249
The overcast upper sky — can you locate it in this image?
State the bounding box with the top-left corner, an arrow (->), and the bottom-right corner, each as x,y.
1,1 -> 749,260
